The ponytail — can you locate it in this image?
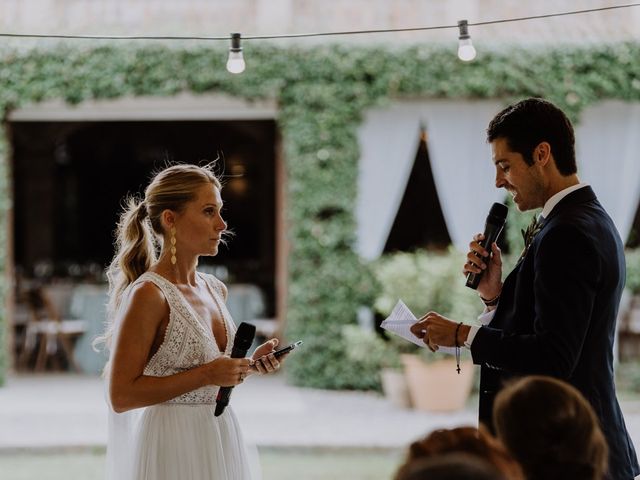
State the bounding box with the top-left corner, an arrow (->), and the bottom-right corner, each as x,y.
94,197 -> 157,351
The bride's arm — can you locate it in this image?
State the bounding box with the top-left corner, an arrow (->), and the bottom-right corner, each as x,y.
109,282 -> 251,413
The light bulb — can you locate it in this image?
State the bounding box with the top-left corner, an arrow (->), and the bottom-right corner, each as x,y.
457,20 -> 477,62
227,33 -> 246,74
458,38 -> 477,62
226,51 -> 245,74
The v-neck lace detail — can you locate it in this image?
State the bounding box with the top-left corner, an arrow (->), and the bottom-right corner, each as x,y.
196,272 -> 231,353
132,271 -> 235,405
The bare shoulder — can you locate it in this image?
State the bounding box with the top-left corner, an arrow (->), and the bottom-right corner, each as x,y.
120,280 -> 169,329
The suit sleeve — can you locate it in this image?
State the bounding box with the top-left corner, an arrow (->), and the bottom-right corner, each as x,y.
470,224 -> 600,378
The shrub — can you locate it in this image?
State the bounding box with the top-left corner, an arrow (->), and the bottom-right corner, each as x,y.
286,324 -> 393,391
625,248 -> 640,295
373,247 -> 481,323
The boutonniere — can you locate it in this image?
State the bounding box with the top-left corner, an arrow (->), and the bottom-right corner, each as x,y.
519,215 -> 543,261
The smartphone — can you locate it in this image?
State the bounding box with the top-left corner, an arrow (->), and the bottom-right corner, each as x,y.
273,340 -> 303,358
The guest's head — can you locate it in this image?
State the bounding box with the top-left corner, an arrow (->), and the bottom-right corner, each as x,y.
395,453 -> 506,480
394,426 -> 524,480
493,375 -> 608,480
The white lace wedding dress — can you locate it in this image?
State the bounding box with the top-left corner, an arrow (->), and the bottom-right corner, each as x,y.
105,271 -> 256,480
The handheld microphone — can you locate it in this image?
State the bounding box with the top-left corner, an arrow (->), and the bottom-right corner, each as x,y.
214,322 -> 256,417
465,202 -> 508,290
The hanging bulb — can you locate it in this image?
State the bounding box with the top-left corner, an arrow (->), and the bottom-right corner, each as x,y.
457,20 -> 477,62
226,33 -> 246,74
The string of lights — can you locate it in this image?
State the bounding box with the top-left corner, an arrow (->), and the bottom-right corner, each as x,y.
0,2 -> 636,73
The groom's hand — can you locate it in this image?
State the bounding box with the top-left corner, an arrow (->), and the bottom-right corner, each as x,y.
411,312 -> 470,351
463,233 -> 503,301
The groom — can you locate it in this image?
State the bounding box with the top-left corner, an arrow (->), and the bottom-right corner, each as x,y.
411,98 -> 639,479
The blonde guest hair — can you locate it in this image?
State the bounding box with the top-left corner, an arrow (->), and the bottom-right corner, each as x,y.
94,163 -> 222,351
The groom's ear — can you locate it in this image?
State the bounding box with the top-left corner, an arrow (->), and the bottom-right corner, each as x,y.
534,142 -> 551,166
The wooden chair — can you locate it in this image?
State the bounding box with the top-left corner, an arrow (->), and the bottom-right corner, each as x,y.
18,284 -> 87,372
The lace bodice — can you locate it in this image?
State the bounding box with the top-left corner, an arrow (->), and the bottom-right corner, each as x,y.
131,271 -> 236,405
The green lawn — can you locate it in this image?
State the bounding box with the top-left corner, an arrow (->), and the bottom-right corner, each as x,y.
0,450 -> 105,480
0,448 -> 403,480
261,448 -> 402,480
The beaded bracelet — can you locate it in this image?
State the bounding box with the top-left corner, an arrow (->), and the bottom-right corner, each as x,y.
480,293 -> 500,307
454,322 -> 463,374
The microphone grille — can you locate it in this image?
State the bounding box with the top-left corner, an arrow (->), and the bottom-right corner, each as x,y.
234,322 -> 256,348
489,202 -> 508,221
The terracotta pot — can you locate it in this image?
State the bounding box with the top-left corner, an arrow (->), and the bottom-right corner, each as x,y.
401,354 -> 474,412
381,368 -> 412,408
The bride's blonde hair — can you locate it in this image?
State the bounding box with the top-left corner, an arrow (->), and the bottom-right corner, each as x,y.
95,163 -> 222,350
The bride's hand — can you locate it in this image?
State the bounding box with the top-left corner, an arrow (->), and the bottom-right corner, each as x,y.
205,356 -> 252,387
251,339 -> 283,375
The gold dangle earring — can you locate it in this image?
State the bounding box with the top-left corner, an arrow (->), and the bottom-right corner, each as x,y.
170,226 -> 177,266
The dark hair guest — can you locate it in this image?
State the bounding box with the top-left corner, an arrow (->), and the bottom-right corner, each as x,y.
493,376 -> 608,480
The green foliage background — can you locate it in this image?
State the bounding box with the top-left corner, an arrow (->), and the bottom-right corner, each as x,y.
373,248 -> 480,323
625,249 -> 640,295
1,42 -> 640,386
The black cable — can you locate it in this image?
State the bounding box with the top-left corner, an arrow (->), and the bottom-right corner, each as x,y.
469,2 -> 640,28
0,2 -> 637,42
248,2 -> 640,39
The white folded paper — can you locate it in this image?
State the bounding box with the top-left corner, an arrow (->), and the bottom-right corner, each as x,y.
380,299 -> 455,354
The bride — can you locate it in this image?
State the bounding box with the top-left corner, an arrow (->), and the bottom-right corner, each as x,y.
96,163 -> 283,479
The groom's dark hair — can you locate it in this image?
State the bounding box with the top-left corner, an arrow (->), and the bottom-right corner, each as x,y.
486,98 -> 577,176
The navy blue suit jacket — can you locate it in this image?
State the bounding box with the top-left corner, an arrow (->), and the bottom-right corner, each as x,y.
471,186 -> 639,479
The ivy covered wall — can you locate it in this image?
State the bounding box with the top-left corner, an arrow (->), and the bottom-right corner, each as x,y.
1,42 -> 639,386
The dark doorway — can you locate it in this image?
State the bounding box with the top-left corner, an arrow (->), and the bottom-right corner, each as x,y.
11,120 -> 277,316
384,128 -> 451,253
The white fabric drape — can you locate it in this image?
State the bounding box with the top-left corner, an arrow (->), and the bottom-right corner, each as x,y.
575,100 -> 640,242
419,100 -> 505,251
356,104 -> 422,260
356,100 -> 504,258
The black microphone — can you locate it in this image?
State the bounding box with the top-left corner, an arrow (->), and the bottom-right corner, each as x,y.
214,322 -> 256,417
465,202 -> 508,290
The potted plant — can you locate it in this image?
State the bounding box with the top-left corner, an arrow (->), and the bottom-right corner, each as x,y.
339,324 -> 413,407
399,349 -> 474,412
373,248 -> 479,412
378,335 -> 412,408
339,324 -> 402,394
